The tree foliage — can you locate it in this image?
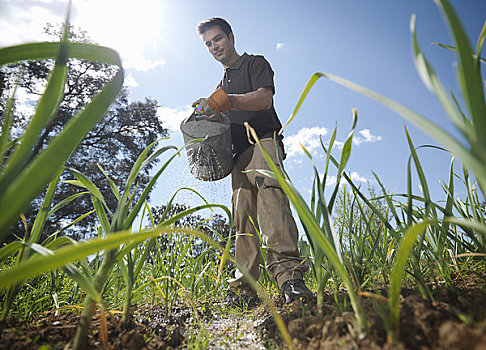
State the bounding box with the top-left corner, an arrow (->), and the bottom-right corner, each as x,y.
151,203 -> 232,258
0,24 -> 168,241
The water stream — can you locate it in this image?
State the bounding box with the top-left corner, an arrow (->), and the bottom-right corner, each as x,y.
187,146 -> 230,181
206,315 -> 266,350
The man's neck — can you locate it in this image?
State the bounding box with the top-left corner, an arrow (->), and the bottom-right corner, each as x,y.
223,52 -> 241,69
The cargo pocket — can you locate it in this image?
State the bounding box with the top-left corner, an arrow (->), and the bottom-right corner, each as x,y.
255,138 -> 285,189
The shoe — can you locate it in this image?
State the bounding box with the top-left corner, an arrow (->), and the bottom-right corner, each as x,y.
281,279 -> 313,303
225,289 -> 260,309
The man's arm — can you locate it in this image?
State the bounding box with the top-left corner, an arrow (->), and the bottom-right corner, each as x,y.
192,87 -> 273,118
228,87 -> 273,111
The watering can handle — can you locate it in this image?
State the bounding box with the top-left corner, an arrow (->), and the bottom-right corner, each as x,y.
193,106 -> 222,122
188,107 -> 225,123
192,104 -> 214,122
186,109 -> 203,122
194,104 -> 208,118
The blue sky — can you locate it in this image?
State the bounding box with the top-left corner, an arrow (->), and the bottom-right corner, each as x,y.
1,0 -> 485,219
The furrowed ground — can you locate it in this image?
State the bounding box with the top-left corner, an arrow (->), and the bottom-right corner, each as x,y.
1,264 -> 485,349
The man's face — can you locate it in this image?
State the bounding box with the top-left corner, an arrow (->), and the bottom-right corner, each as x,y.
201,26 -> 237,66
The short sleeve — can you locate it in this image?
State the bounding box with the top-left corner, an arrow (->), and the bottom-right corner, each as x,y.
249,56 -> 275,94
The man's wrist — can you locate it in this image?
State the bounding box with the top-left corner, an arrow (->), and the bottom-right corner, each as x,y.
208,88 -> 233,114
228,95 -> 238,109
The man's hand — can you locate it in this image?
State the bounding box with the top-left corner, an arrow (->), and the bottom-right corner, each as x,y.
191,97 -> 217,119
191,88 -> 233,119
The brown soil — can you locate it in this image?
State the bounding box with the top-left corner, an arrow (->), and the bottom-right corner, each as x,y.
0,305 -> 190,350
256,272 -> 486,349
1,273 -> 485,349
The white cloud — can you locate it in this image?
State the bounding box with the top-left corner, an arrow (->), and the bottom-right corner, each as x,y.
350,171 -> 369,183
353,128 -> 382,145
310,128 -> 381,151
122,53 -> 166,72
324,171 -> 370,187
11,81 -> 48,119
333,140 -> 344,149
326,175 -> 338,186
157,105 -> 192,133
276,42 -> 285,50
124,72 -> 138,87
284,126 -> 328,158
0,1 -> 65,46
0,0 -> 166,73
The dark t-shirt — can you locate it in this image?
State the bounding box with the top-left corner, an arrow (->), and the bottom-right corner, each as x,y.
217,53 -> 283,157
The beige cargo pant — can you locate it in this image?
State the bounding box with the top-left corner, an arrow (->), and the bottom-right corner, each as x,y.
228,138 -> 308,295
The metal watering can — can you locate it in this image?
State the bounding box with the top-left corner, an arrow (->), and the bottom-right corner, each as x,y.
180,111 -> 234,181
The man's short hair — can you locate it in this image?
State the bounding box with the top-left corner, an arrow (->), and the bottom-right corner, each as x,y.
197,17 -> 233,37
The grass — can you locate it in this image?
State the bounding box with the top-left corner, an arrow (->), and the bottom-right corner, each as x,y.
1,0 -> 485,348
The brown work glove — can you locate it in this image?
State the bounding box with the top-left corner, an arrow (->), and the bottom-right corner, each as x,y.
207,88 -> 233,114
191,88 -> 233,119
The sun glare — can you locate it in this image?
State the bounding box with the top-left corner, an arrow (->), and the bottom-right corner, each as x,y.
73,0 -> 162,68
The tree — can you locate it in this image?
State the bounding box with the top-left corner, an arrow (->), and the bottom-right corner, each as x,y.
150,203 -> 232,258
0,24 -> 168,242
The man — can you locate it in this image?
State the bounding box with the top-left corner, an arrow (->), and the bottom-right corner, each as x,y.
193,17 -> 312,307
